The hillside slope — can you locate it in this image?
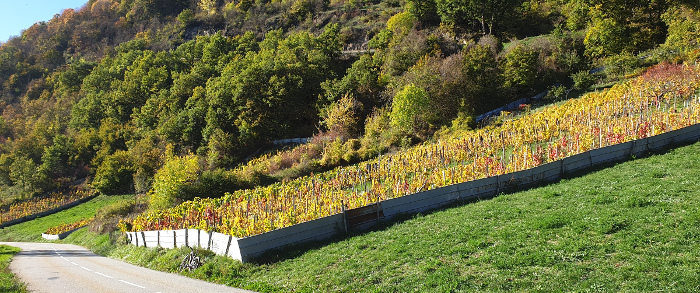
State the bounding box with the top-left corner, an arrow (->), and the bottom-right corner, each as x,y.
17,139 -> 698,292
0,0 -> 698,207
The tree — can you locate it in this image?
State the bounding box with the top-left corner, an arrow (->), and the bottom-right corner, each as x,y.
322,54 -> 383,125
9,156 -> 40,193
149,146 -> 200,210
435,0 -> 523,35
92,150 -> 133,195
501,45 -> 539,94
37,134 -> 74,182
584,17 -> 626,59
57,59 -> 96,93
390,84 -> 430,132
662,6 -> 700,52
406,0 -> 439,25
584,1 -> 670,57
203,29 -> 334,148
462,44 -> 500,113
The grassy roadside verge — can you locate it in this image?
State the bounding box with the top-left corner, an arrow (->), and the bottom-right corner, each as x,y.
2,142 -> 700,292
0,245 -> 27,293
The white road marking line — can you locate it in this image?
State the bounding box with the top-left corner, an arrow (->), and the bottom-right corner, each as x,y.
95,271 -> 114,279
119,279 -> 146,289
81,266 -> 92,271
70,262 -> 79,266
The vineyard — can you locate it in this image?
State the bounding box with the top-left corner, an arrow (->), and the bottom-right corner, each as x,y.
45,217 -> 93,235
124,63 -> 700,238
0,189 -> 94,225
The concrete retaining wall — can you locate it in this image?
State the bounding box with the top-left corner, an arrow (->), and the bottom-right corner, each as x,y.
126,123 -> 700,262
41,226 -> 87,240
126,213 -> 346,262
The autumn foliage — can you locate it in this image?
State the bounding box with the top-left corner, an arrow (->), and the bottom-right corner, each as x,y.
45,217 -> 93,235
0,189 -> 94,224
125,63 -> 700,238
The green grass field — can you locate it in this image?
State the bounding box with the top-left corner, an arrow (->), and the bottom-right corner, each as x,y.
0,245 -> 27,293
2,143 -> 700,292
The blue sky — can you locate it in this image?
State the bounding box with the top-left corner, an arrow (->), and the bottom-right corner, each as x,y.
0,0 -> 88,43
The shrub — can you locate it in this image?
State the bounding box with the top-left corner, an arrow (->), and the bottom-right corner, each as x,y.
571,70 -> 596,90
149,147 -> 201,211
603,52 -> 642,79
184,169 -> 244,200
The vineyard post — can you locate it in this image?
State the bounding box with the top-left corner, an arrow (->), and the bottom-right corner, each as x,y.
224,235 -> 232,256
207,231 -> 213,250
141,232 -> 147,248
341,200 -> 347,233
173,230 -> 177,248
157,230 -> 160,247
376,198 -> 381,221
185,229 -> 189,248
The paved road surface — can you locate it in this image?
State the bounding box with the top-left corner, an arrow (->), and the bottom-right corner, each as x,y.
1,242 -> 255,293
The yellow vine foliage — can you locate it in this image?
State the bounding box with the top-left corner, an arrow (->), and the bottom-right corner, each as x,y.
129,63 -> 700,238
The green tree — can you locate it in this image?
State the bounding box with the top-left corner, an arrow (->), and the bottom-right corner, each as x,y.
322,54 -> 383,125
390,84 -> 430,132
92,150 -> 133,195
37,134 -> 74,182
9,156 -> 40,193
584,17 -> 626,59
149,146 -> 200,210
501,45 -> 539,94
204,29 -> 334,147
662,6 -> 700,52
435,0 -> 523,34
406,0 -> 439,25
462,44 -> 500,113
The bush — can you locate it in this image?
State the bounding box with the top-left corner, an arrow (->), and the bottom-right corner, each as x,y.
546,84 -> 568,101
571,70 -> 595,90
603,52 -> 642,79
358,107 -> 403,159
184,169 -> 244,200
149,148 -> 200,211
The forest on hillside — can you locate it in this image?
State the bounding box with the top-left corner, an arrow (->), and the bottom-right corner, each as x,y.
0,0 -> 698,207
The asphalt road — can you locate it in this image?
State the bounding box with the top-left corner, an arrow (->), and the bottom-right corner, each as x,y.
1,242 -> 255,293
